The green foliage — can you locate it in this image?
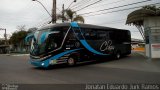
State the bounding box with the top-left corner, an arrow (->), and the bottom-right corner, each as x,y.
142,5 -> 160,15
28,27 -> 38,33
9,26 -> 37,45
9,30 -> 27,45
73,15 -> 85,23
9,25 -> 35,52
142,5 -> 160,11
65,9 -> 76,21
57,9 -> 85,23
9,25 -> 28,45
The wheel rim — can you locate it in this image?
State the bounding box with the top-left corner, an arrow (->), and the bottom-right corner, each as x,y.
68,58 -> 75,65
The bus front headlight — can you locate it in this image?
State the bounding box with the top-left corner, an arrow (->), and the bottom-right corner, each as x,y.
41,63 -> 44,66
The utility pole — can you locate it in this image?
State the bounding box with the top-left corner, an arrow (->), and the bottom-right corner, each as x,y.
0,28 -> 8,54
52,0 -> 56,23
4,29 -> 7,45
62,4 -> 64,23
0,28 -> 7,45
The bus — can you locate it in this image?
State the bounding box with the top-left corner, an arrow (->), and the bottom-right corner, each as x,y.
25,22 -> 131,68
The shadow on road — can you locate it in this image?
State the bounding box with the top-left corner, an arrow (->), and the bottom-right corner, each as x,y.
33,55 -> 130,70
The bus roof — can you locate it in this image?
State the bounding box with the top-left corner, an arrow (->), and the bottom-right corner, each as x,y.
39,23 -> 129,31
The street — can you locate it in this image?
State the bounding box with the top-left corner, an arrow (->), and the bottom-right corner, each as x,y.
0,51 -> 160,84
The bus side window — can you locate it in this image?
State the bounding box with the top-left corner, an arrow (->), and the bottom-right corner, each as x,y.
84,29 -> 91,40
97,30 -> 108,40
68,30 -> 76,40
90,30 -> 97,40
84,29 -> 97,40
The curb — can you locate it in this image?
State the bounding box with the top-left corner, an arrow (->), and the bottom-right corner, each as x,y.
7,54 -> 29,56
135,51 -> 147,58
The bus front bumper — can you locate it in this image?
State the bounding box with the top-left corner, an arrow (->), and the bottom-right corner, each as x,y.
30,59 -> 50,68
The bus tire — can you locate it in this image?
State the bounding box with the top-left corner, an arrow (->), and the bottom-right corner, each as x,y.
115,51 -> 121,60
67,57 -> 76,66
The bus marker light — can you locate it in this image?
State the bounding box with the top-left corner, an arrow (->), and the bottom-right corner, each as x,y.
66,48 -> 70,50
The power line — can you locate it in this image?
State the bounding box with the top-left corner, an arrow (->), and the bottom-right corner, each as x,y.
34,17 -> 51,27
71,0 -> 91,9
75,0 -> 103,11
33,7 -> 62,28
100,19 -> 126,25
32,0 -> 52,18
67,0 -> 77,9
37,19 -> 51,27
38,21 -> 51,28
76,0 -> 124,10
82,2 -> 160,17
79,0 -> 152,15
91,0 -> 126,8
71,0 -> 92,10
70,0 -> 84,8
76,0 -> 126,11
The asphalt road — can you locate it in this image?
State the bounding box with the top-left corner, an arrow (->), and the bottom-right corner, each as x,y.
0,52 -> 160,84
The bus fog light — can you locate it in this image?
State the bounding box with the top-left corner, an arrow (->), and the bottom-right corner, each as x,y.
50,60 -> 57,64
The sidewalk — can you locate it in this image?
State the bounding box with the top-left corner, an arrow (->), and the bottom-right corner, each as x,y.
133,50 -> 146,57
95,51 -> 160,73
5,53 -> 29,56
134,50 -> 160,60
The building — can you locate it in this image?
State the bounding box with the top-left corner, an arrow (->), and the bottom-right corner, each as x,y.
131,38 -> 144,49
0,38 -> 9,53
144,16 -> 160,58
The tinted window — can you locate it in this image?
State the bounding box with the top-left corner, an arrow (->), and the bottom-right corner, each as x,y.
30,26 -> 69,55
97,31 -> 109,40
109,31 -> 115,40
83,28 -> 96,40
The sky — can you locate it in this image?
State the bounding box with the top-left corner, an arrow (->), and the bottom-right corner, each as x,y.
0,0 -> 159,39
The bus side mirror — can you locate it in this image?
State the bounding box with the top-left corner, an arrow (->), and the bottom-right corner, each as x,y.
25,33 -> 34,43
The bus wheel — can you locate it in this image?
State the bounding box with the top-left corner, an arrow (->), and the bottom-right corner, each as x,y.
115,52 -> 121,60
67,57 -> 76,66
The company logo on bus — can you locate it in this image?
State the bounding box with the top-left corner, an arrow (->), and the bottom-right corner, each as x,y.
100,40 -> 114,51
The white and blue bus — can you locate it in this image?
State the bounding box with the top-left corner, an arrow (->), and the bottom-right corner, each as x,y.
25,22 -> 131,68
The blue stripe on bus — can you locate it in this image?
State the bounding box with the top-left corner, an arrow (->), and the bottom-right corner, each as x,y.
70,22 -> 79,28
70,22 -> 109,55
49,48 -> 82,60
30,48 -> 82,67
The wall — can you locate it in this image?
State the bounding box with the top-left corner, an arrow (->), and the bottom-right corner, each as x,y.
144,16 -> 160,58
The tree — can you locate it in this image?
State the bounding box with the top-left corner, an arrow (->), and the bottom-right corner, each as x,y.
126,5 -> 160,25
28,27 -> 38,33
17,25 -> 26,31
9,25 -> 28,52
142,5 -> 160,12
57,9 -> 85,23
126,5 -> 160,40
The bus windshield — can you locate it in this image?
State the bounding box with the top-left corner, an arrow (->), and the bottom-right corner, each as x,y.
30,27 -> 69,56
